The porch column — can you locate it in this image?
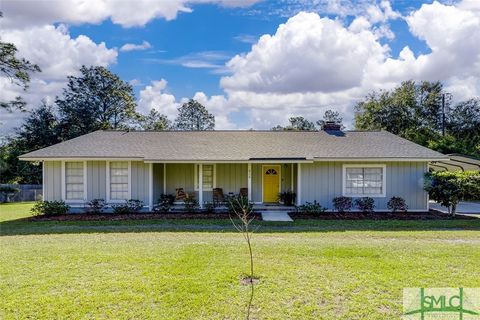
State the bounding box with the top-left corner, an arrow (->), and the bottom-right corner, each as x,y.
296,163 -> 302,206
199,163 -> 203,208
291,164 -> 294,191
247,163 -> 252,201
149,163 -> 153,211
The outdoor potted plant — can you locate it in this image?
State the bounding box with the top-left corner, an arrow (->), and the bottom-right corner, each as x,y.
278,191 -> 296,206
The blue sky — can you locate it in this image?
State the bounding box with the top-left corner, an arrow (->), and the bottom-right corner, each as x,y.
67,4 -> 283,98
67,1 -> 430,98
1,0 -> 479,133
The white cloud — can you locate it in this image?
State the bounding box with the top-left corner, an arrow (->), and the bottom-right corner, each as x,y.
0,24 -> 117,136
366,0 -> 400,24
372,1 -> 480,84
217,1 -> 480,129
144,51 -> 232,73
192,92 -> 238,129
120,41 -> 152,52
128,79 -> 142,87
137,80 -> 238,129
1,25 -> 117,81
221,12 -> 387,94
1,0 -> 261,29
137,80 -> 179,118
234,34 -> 258,44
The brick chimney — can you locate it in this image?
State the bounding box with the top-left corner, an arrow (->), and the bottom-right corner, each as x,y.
322,121 -> 342,131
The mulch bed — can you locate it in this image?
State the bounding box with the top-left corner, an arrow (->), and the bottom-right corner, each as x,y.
29,212 -> 261,222
289,210 -> 477,220
29,210 -> 475,221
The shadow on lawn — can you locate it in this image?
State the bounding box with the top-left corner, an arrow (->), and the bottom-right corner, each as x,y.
1,215 -> 479,236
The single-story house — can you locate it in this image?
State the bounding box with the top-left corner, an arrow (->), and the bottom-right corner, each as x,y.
19,127 -> 447,212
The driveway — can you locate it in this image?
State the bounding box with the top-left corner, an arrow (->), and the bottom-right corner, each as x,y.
429,201 -> 480,215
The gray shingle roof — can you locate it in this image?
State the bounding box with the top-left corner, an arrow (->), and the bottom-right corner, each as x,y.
19,130 -> 447,161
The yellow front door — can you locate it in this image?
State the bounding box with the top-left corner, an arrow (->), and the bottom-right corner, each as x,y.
263,165 -> 280,203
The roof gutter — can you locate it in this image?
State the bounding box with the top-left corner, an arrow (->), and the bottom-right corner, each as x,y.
144,159 -> 315,164
313,157 -> 449,162
19,157 -> 144,162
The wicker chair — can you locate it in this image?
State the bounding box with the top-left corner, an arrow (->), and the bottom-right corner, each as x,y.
175,188 -> 187,201
213,188 -> 225,204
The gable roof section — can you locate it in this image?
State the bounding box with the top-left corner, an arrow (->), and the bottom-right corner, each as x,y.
19,130 -> 447,161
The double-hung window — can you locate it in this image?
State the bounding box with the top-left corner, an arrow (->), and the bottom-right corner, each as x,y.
65,161 -> 85,200
195,164 -> 215,191
109,161 -> 129,201
343,165 -> 386,197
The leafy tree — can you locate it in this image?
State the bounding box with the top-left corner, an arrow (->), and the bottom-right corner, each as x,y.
316,109 -> 344,130
354,80 -> 480,156
447,98 -> 480,157
0,102 -> 60,184
174,99 -> 215,130
355,81 -> 442,140
0,11 -> 41,111
138,109 -> 171,130
424,171 -> 480,215
288,116 -> 316,131
0,186 -> 19,203
56,66 -> 137,139
271,116 -> 316,131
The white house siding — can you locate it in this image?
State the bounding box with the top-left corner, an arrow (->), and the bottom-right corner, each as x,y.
42,160 -> 427,211
216,163 -> 248,195
131,161 -> 150,204
300,161 -> 428,211
86,161 -> 106,201
164,163 -> 195,196
43,161 -> 62,201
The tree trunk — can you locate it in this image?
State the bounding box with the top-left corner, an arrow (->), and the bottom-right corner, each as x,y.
451,202 -> 457,216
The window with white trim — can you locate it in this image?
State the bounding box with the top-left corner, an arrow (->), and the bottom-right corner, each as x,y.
65,161 -> 84,200
344,166 -> 385,197
195,164 -> 215,191
109,161 -> 129,200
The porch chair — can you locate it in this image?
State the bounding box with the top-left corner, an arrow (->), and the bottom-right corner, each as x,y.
175,188 -> 187,201
212,188 -> 225,204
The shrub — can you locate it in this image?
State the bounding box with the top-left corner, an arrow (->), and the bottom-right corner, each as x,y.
424,170 -> 480,215
297,200 -> 326,215
204,202 -> 215,213
153,194 -> 175,213
31,200 -> 70,216
86,198 -> 106,214
0,186 -> 19,203
112,199 -> 144,214
226,194 -> 253,216
278,191 -> 296,206
184,197 -> 200,212
354,197 -> 375,213
387,197 -> 408,213
332,196 -> 353,213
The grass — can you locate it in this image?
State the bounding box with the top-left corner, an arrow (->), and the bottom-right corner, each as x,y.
1,202 -> 479,319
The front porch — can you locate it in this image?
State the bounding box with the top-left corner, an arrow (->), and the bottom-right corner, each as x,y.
148,162 -> 303,209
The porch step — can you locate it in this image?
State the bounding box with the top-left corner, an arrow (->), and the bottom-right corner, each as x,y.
253,205 -> 295,212
260,211 -> 293,222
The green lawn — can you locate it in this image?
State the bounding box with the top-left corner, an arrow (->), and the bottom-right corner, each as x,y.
1,202 -> 479,319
